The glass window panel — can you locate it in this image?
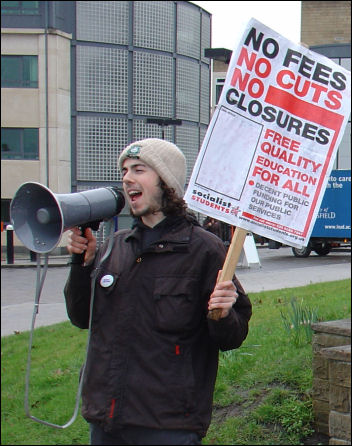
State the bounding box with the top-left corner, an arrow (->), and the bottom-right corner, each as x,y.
2,1 -> 19,6
133,119 -> 172,142
23,128 -> 39,159
76,1 -> 129,45
133,51 -> 173,116
176,124 -> 199,181
200,65 -> 210,124
20,1 -> 38,14
1,56 -> 21,86
134,1 -> 174,52
1,1 -> 39,14
23,56 -> 38,87
201,13 -> 211,63
1,128 -> 38,160
76,46 -> 128,113
176,59 -> 199,121
177,2 -> 200,59
76,116 -> 128,182
1,129 -> 22,159
22,1 -> 38,10
200,125 -> 207,147
1,1 -> 20,14
1,56 -> 38,88
215,84 -> 224,104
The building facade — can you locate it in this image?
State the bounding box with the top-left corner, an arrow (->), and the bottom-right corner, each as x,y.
1,1 -> 211,248
1,1 -> 73,228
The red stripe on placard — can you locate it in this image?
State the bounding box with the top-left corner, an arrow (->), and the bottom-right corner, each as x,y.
242,212 -> 304,236
264,86 -> 344,237
265,86 -> 344,130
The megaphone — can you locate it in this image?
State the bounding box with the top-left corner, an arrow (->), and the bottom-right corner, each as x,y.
10,182 -> 125,254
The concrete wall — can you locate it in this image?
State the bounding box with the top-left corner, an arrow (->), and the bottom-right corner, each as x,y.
311,319 -> 351,444
321,344 -> 351,444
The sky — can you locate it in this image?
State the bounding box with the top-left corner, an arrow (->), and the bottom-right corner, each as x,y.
192,1 -> 302,50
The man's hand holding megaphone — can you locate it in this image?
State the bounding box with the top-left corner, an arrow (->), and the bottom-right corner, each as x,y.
67,227 -> 97,266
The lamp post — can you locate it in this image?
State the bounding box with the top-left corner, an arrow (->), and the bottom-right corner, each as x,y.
146,118 -> 182,140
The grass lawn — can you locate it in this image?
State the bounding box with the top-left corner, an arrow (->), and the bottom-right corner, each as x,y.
1,279 -> 350,445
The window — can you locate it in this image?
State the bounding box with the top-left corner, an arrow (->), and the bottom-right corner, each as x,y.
1,128 -> 39,160
1,1 -> 39,15
1,55 -> 38,88
215,78 -> 225,104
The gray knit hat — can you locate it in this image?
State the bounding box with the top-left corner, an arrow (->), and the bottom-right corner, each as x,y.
118,138 -> 187,198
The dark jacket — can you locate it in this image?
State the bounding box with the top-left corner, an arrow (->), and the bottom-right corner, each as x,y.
64,216 -> 252,438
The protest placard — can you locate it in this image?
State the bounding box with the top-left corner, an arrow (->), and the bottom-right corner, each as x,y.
184,18 -> 351,249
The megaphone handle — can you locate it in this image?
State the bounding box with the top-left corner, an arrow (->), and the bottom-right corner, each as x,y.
70,225 -> 88,265
71,251 -> 86,265
70,222 -> 100,265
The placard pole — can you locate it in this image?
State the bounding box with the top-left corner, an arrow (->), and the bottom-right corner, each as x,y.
208,226 -> 247,321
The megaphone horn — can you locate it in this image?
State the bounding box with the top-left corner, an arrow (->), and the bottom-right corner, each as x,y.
10,182 -> 125,254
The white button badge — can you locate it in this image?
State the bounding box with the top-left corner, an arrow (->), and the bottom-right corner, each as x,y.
100,274 -> 114,288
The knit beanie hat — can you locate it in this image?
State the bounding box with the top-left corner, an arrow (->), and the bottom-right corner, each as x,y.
118,138 -> 187,198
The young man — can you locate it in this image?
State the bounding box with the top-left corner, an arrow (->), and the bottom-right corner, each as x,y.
64,138 -> 252,445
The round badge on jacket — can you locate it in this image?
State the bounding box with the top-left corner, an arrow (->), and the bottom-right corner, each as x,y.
100,275 -> 114,288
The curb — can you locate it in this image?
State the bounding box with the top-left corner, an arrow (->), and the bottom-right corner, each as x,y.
1,257 -> 71,268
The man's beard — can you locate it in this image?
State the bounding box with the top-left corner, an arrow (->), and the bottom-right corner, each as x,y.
130,197 -> 163,218
130,204 -> 161,217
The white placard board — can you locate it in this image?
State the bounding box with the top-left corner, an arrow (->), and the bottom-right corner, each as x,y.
184,18 -> 351,248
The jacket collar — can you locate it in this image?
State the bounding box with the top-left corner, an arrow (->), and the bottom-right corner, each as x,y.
124,216 -> 192,246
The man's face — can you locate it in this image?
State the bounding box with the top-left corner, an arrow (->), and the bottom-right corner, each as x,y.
122,158 -> 164,226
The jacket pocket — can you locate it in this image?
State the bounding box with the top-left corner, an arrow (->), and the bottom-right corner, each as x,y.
153,276 -> 198,333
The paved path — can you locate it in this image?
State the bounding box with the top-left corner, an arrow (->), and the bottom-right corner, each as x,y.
1,247 -> 350,337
